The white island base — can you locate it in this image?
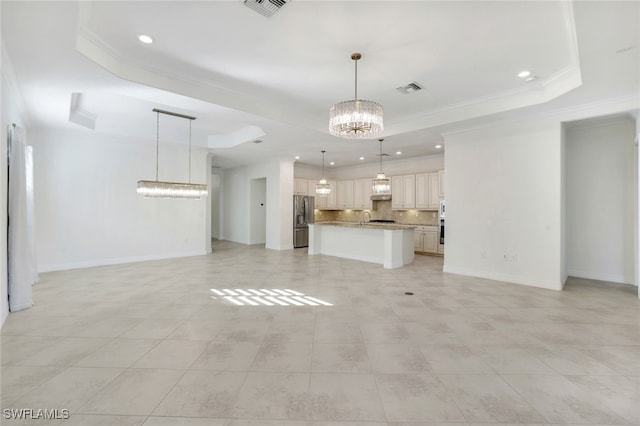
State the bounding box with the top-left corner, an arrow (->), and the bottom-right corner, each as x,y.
308,223 -> 415,269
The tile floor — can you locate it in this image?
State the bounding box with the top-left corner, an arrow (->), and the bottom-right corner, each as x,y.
1,240 -> 639,425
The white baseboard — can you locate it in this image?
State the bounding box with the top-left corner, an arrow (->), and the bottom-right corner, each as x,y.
443,265 -> 563,291
0,303 -> 8,329
38,250 -> 208,273
567,269 -> 635,285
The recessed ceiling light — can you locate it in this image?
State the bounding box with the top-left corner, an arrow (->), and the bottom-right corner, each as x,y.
329,161 -> 335,166
138,34 -> 153,44
435,144 -> 442,149
294,156 -> 300,160
359,157 -> 365,160
396,151 -> 402,155
518,70 -> 531,78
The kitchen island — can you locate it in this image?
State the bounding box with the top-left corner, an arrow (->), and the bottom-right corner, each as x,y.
308,222 -> 415,269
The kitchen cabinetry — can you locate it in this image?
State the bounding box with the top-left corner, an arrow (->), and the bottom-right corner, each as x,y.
391,174 -> 415,209
294,178 -> 308,195
336,180 -> 354,209
353,178 -> 373,210
415,170 -> 444,210
315,180 -> 337,209
414,226 -> 438,254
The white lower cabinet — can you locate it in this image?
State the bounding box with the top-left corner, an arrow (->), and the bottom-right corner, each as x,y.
414,226 -> 439,254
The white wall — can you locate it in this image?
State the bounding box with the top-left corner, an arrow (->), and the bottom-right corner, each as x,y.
566,118 -> 636,284
443,119 -> 564,290
1,42 -> 30,326
210,172 -> 221,239
222,159 -> 293,250
636,113 -> 640,294
30,128 -> 210,271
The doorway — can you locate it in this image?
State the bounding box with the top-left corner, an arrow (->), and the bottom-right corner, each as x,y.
565,115 -> 637,287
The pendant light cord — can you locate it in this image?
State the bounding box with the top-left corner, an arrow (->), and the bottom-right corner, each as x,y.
354,58 -> 358,101
155,111 -> 160,182
379,139 -> 383,173
188,120 -> 192,183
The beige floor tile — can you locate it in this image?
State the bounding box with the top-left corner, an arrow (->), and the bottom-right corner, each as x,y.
375,373 -> 465,422
11,367 -> 123,411
119,319 -> 183,339
232,372 -> 310,420
565,374 -> 640,424
80,368 -> 183,415
309,373 -> 385,421
366,342 -> 431,374
153,370 -> 247,418
143,418 -> 229,426
251,341 -> 313,372
74,338 -> 160,368
419,344 -> 494,374
191,341 -> 260,371
438,374 -> 545,423
132,339 -> 207,369
311,343 -> 372,373
52,414 -> 147,425
15,337 -> 111,367
2,241 -> 638,424
502,374 -> 630,424
0,366 -> 66,406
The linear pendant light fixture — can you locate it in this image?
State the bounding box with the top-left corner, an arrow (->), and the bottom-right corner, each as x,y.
315,150 -> 331,197
137,108 -> 208,199
329,52 -> 383,139
371,138 -> 391,201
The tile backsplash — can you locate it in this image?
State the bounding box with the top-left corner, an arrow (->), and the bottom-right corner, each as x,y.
314,200 -> 439,225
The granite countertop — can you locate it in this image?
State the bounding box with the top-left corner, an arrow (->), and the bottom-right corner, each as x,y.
313,221 -> 416,230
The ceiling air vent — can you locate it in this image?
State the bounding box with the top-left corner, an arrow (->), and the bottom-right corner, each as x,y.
244,0 -> 288,17
396,82 -> 423,94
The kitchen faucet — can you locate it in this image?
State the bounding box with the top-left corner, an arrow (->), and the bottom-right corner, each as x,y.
359,211 -> 371,226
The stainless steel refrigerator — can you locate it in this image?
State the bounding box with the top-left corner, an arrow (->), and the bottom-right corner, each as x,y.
293,195 -> 314,248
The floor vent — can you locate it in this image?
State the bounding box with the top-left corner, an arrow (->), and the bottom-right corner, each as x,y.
244,0 -> 288,17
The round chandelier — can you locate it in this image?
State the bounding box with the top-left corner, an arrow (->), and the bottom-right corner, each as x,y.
329,53 -> 383,140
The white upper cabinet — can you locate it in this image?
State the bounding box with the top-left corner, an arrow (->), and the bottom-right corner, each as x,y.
391,174 -> 415,209
353,178 -> 373,210
315,180 -> 337,209
416,170 -> 445,210
336,180 -> 354,209
294,178 -> 308,195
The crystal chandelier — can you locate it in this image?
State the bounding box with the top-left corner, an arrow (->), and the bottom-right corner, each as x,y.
137,109 -> 208,199
329,53 -> 383,140
371,138 -> 391,200
315,150 -> 331,197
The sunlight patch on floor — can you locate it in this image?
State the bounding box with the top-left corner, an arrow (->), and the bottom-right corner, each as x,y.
210,288 -> 333,306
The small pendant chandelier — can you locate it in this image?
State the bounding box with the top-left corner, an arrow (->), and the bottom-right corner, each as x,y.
315,150 -> 331,197
329,52 -> 383,140
137,108 -> 208,199
371,138 -> 391,200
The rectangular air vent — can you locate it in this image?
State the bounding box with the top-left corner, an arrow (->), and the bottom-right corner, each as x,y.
396,82 -> 423,94
244,0 -> 288,17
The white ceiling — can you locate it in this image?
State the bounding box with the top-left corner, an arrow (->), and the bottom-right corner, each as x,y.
2,1 -> 638,169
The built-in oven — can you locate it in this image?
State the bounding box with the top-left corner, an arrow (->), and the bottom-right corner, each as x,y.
439,200 -> 445,244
